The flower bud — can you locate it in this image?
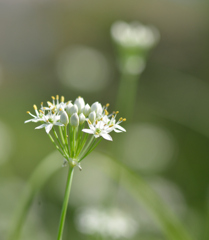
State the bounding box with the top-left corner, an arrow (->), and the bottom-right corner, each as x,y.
66,101 -> 73,115
70,113 -> 79,127
74,96 -> 85,114
67,104 -> 78,116
60,111 -> 69,125
83,104 -> 91,117
79,113 -> 85,125
88,111 -> 96,123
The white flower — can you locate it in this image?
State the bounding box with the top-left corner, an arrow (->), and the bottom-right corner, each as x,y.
70,113 -> 79,127
35,112 -> 64,134
83,104 -> 91,117
91,102 -> 103,118
88,111 -> 96,123
74,96 -> 85,114
79,113 -> 86,125
102,115 -> 126,133
111,21 -> 160,49
25,105 -> 44,123
60,110 -> 69,125
82,120 -> 113,141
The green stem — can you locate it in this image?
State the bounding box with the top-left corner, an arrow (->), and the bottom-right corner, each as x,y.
53,128 -> 69,158
57,166 -> 74,240
59,126 -> 65,145
78,135 -> 95,162
116,73 -> 139,121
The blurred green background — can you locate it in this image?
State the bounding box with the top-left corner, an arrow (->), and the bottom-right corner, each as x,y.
0,0 -> 209,240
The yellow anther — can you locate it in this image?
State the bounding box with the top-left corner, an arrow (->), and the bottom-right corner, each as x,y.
41,102 -> 43,105
95,132 -> 99,135
67,101 -> 71,104
47,101 -> 52,106
61,96 -> 64,102
56,95 -> 59,100
109,124 -> 114,127
26,111 -> 30,114
43,107 -> 47,110
95,120 -> 98,124
112,115 -> 115,118
119,117 -> 123,121
106,103 -> 109,108
104,109 -> 109,115
59,108 -> 62,111
123,118 -> 126,122
39,110 -> 44,114
52,111 -> 55,114
33,105 -> 37,110
51,96 -> 55,100
115,111 -> 119,114
100,117 -> 103,121
88,120 -> 92,125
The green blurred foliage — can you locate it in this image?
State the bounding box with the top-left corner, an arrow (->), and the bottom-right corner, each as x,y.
0,0 -> 209,240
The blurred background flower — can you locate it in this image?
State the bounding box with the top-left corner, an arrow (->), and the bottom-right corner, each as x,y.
0,1 -> 209,240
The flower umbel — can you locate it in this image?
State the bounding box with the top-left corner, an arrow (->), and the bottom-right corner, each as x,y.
25,96 -> 126,168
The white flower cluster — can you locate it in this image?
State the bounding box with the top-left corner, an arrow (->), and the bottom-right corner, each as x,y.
111,21 -> 160,49
25,95 -> 126,167
76,207 -> 138,239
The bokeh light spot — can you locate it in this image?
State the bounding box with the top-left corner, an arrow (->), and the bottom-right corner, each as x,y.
123,123 -> 176,172
57,45 -> 111,92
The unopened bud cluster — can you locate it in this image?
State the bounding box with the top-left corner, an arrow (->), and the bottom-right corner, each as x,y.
25,96 -> 126,168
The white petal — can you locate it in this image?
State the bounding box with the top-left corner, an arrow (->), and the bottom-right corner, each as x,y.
55,122 -> 64,126
115,124 -> 126,132
45,124 -> 53,134
24,119 -> 33,123
114,128 -> 123,133
101,133 -> 113,141
35,124 -> 47,129
82,129 -> 94,134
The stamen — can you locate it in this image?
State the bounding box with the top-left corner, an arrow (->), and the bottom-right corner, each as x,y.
88,120 -> 92,125
33,105 -> 37,110
26,111 -> 30,114
56,95 -> 59,100
39,110 -> 44,114
104,109 -> 109,115
95,120 -> 98,124
67,101 -> 71,104
115,111 -> 119,114
109,124 -> 114,127
59,108 -> 62,111
123,118 -> 126,121
119,117 -> 123,121
47,101 -> 53,106
106,103 -> 109,108
61,96 -> 64,102
41,102 -> 43,106
51,96 -> 55,100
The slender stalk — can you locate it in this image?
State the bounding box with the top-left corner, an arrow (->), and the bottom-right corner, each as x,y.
57,166 -> 74,240
78,135 -> 95,161
116,73 -> 139,121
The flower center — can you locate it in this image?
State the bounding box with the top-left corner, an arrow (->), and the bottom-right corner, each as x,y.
96,128 -> 101,134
